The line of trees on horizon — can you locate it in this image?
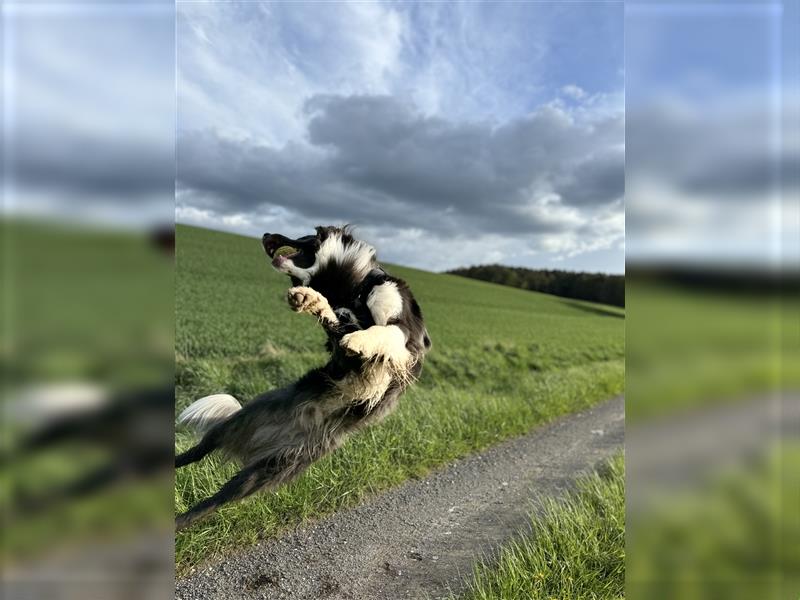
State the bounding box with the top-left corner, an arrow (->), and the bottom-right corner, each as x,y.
446,264 -> 625,307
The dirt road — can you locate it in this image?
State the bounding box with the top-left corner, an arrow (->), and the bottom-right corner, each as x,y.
176,396 -> 624,600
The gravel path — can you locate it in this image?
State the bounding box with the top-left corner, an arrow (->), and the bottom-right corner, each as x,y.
177,396 -> 624,600
627,393 -> 798,510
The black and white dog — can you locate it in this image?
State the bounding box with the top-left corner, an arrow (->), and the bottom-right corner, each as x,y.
175,226 -> 430,530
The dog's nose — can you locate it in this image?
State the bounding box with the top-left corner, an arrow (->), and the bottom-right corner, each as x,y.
262,233 -> 273,254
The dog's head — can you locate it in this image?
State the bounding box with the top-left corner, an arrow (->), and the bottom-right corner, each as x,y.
262,225 -> 376,286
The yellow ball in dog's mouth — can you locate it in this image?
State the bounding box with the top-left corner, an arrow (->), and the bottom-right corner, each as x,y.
274,245 -> 298,258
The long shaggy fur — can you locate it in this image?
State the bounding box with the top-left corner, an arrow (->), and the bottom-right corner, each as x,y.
175,225 -> 430,530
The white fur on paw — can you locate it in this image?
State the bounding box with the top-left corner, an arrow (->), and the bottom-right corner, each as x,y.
288,286 -> 321,313
287,286 -> 337,323
341,325 -> 410,363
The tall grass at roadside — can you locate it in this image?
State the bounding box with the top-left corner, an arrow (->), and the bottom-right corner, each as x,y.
457,454 -> 625,600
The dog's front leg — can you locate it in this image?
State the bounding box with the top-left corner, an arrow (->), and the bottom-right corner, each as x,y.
340,325 -> 411,366
287,286 -> 339,329
339,279 -> 413,364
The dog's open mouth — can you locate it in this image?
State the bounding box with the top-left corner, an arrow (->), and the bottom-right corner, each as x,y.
263,232 -> 316,270
272,245 -> 298,259
266,244 -> 299,266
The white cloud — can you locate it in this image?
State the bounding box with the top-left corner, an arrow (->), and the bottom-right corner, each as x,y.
562,84 -> 587,100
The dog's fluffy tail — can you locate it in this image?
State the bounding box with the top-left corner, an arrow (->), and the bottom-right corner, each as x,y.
178,394 -> 241,435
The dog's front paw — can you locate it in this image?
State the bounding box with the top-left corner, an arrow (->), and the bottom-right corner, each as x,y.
340,330 -> 370,357
287,286 -> 325,314
288,286 -> 315,312
340,326 -> 410,363
287,286 -> 336,322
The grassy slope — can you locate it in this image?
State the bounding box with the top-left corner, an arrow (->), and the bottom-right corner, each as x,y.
626,280 -> 800,422
175,225 -> 624,571
2,221 -> 173,562
457,455 -> 625,600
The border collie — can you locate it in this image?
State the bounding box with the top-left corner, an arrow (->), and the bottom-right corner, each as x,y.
175,226 -> 431,530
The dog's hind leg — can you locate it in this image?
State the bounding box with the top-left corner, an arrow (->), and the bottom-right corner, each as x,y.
175,454 -> 309,531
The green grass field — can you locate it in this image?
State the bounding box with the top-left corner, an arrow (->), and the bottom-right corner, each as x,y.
626,279 -> 799,422
627,443 -> 800,600
456,454 -> 625,600
2,220 -> 173,564
175,224 -> 624,572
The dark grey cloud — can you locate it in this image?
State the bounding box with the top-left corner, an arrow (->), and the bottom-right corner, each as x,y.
4,4 -> 175,226
625,97 -> 800,265
10,130 -> 173,198
554,147 -> 625,206
177,93 -> 624,237
627,101 -> 800,200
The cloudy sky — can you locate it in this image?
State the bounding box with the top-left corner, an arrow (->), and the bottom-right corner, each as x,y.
176,2 -> 625,273
625,2 -> 798,268
6,3 -> 794,272
3,2 -> 175,227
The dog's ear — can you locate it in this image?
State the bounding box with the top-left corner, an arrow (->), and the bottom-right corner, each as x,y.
422,328 -> 432,351
315,226 -> 330,240
409,327 -> 432,355
341,224 -> 356,239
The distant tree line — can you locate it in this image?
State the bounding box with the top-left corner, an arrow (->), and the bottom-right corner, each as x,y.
627,263 -> 798,295
447,264 -> 625,307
